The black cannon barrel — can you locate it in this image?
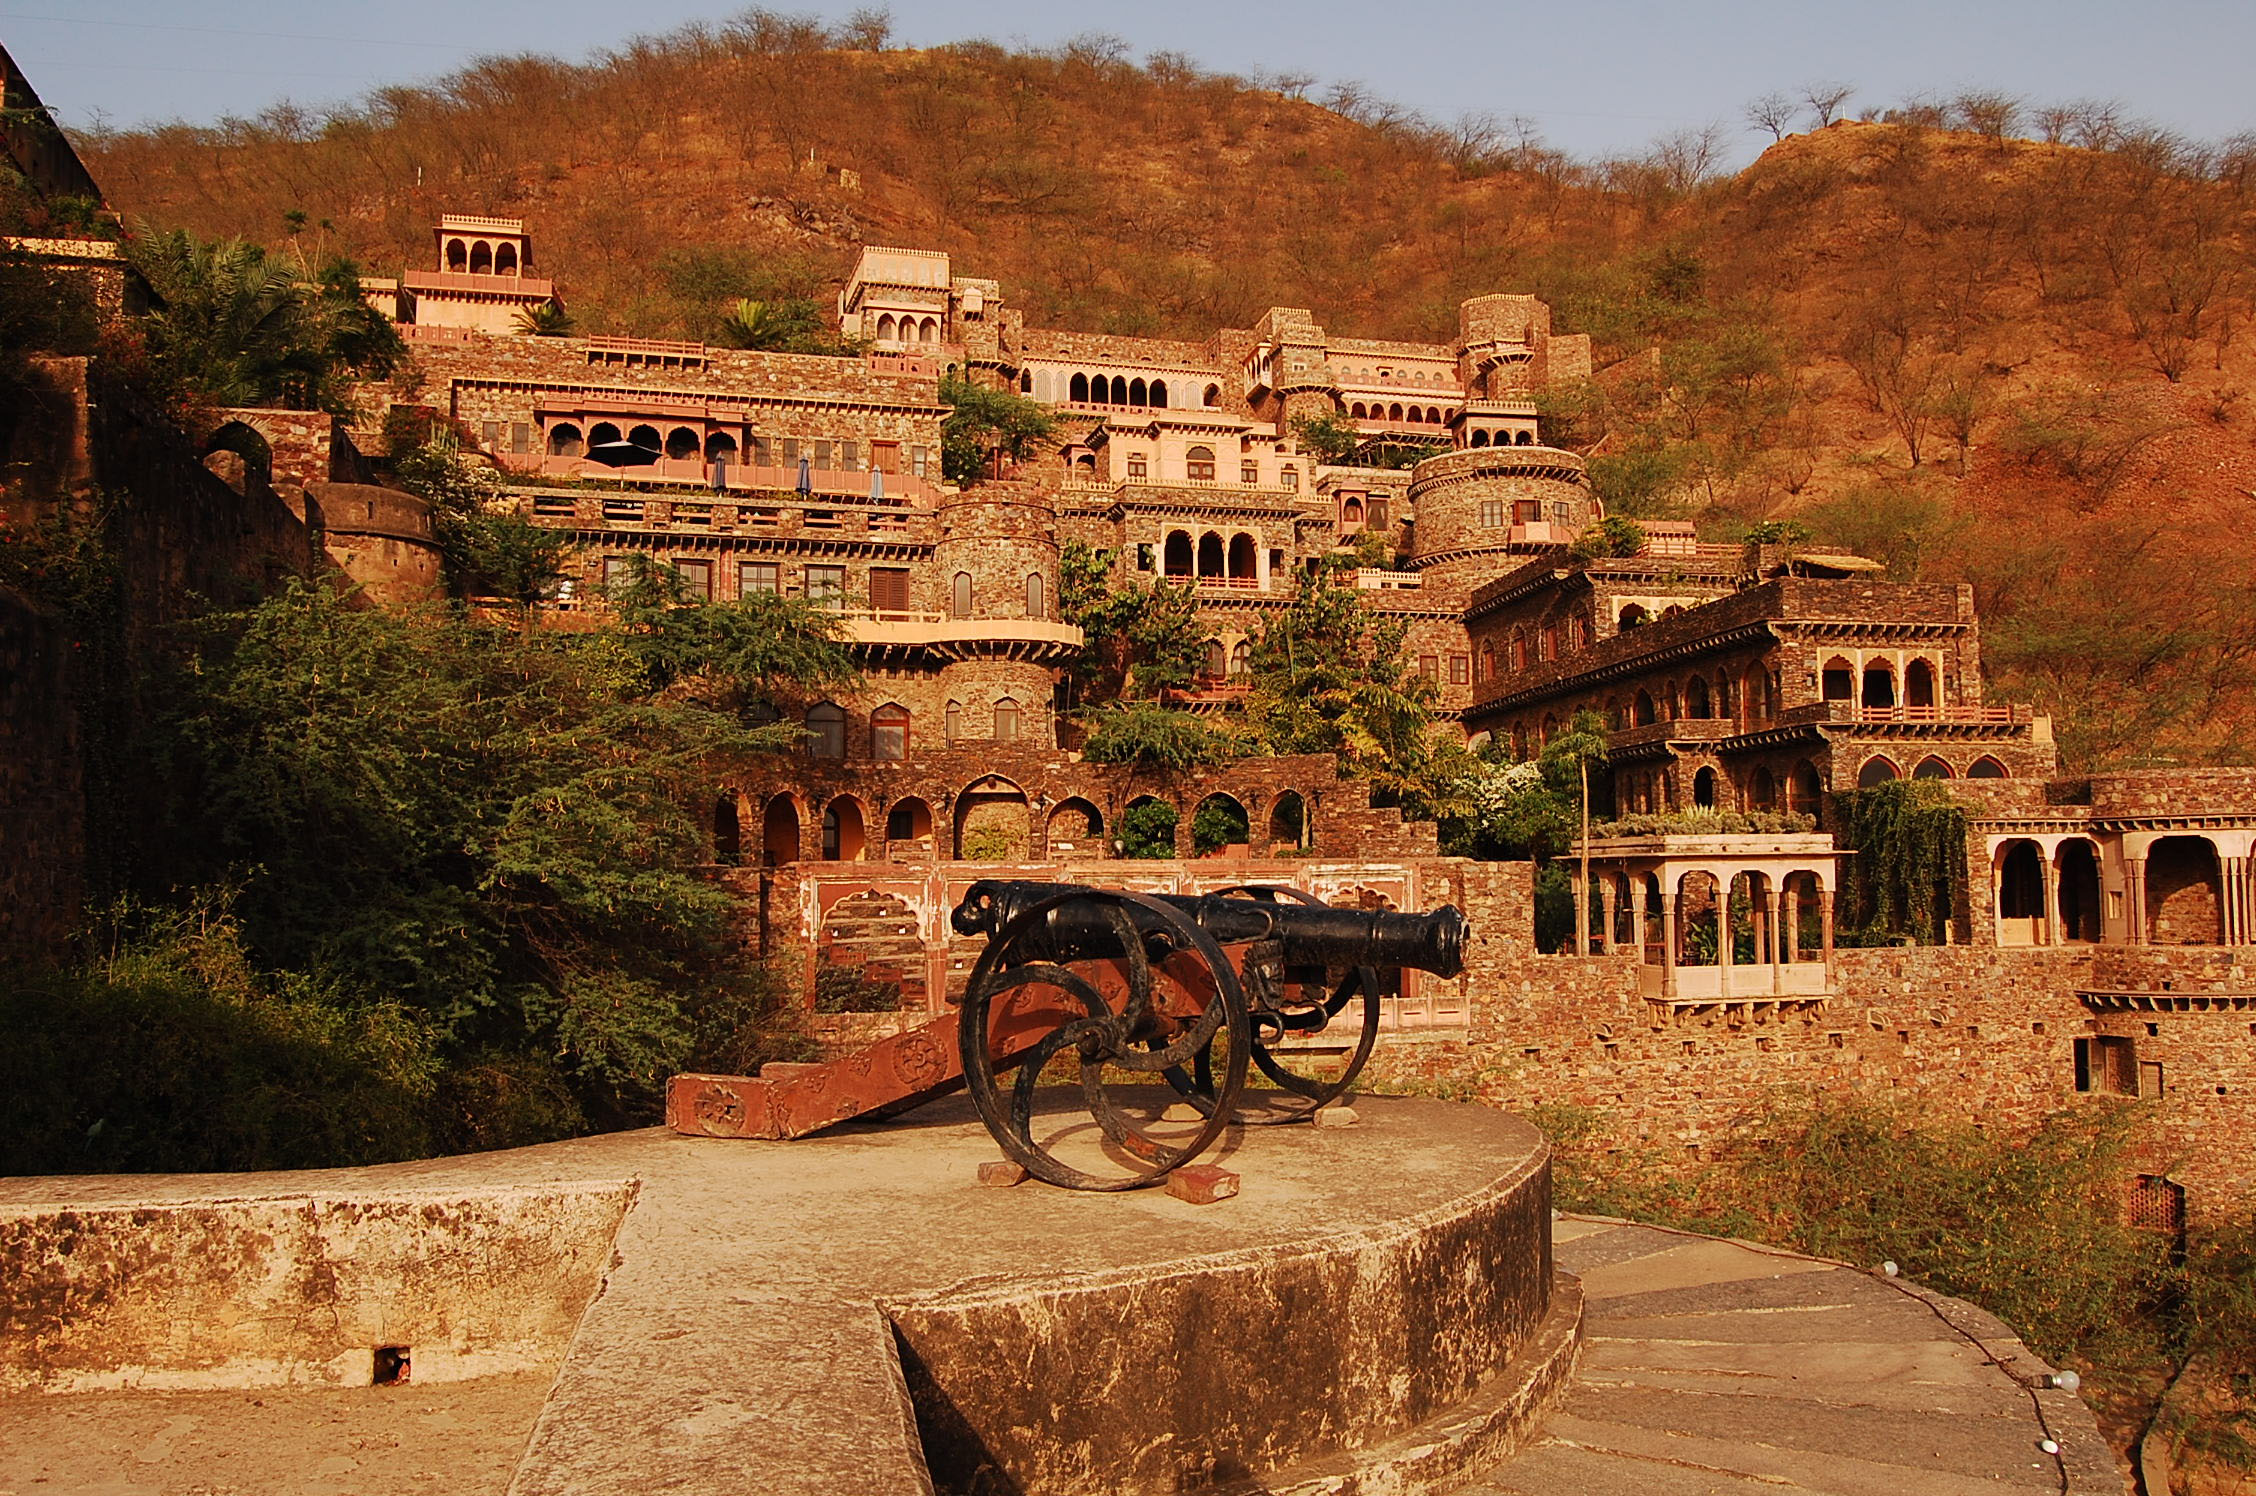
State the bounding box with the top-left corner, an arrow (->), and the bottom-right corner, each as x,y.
949,880 -> 1466,979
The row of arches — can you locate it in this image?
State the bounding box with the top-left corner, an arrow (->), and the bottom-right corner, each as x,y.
1822,655 -> 1939,711
1994,837 -> 2105,945
1163,529 -> 1259,581
1857,754 -> 2008,787
1591,867 -> 1835,970
444,237 -> 521,276
548,422 -> 741,462
796,697 -> 1034,760
950,571 -> 1047,620
1467,428 -> 1538,447
1348,402 -> 1449,425
730,784 -> 1313,864
874,313 -> 942,345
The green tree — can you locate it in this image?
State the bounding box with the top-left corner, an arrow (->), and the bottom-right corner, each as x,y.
1290,410 -> 1361,465
1079,700 -> 1240,772
939,372 -> 1057,483
391,430 -> 575,606
1117,799 -> 1180,859
714,296 -> 825,351
127,226 -> 401,412
516,300 -> 575,337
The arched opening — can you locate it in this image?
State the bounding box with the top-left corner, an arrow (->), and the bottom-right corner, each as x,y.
665,427 -> 700,460
1163,531 -> 1193,576
955,775 -> 1030,861
1351,403 -> 1368,420
469,241 -> 494,275
1202,640 -> 1227,679
1515,430 -> 1534,445
1693,766 -> 1718,808
1191,793 -> 1249,857
627,423 -> 662,452
1858,755 -> 1900,788
1129,377 -> 1147,407
495,242 -> 519,276
1913,755 -> 1954,780
2058,839 -> 2102,942
1151,380 -> 1168,408
1633,690 -> 1657,727
877,314 -> 898,342
713,795 -> 740,865
1109,375 -> 1128,405
547,422 -> 585,458
822,797 -> 866,862
1996,840 -> 2045,940
885,796 -> 934,856
1197,531 -> 1225,576
1861,662 -> 1896,709
2148,835 -> 2224,944
945,700 -> 964,742
1968,756 -> 2008,779
1509,629 -> 1528,670
1024,572 -> 1044,618
921,317 -> 938,344
992,697 -> 1021,742
1789,760 -> 1823,823
1678,871 -> 1723,966
1045,798 -> 1103,858
1752,766 -> 1778,810
1070,372 -> 1089,403
1686,675 -> 1711,718
1343,497 -> 1365,524
1470,429 -> 1490,447
588,422 -> 623,450
1230,639 -> 1250,675
1227,533 -> 1256,579
1187,445 -> 1217,483
704,431 -> 739,463
1202,384 -> 1220,409
817,890 -> 918,1010
806,702 -> 847,759
201,421 -> 274,496
1906,658 -> 1937,708
951,571 -> 973,618
761,794 -> 800,866
1477,642 -> 1494,682
1618,604 -> 1648,629
1822,656 -> 1855,702
1388,403 -> 1403,422
445,238 -> 468,271
1120,796 -> 1179,859
1268,791 -> 1307,853
871,703 -> 910,761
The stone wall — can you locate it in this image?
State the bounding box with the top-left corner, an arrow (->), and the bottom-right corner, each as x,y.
0,585 -> 81,950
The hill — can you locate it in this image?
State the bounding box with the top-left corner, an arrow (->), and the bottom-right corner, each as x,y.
74,23 -> 2256,769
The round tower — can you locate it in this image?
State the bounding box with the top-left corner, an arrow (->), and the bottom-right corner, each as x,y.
1404,446 -> 1601,588
309,482 -> 445,607
930,483 -> 1069,748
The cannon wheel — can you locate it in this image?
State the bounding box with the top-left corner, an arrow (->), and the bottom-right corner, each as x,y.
959,888 -> 1251,1190
1166,886 -> 1382,1124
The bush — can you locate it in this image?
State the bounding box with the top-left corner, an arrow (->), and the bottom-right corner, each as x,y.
1118,800 -> 1179,859
1191,796 -> 1250,854
960,824 -> 1020,862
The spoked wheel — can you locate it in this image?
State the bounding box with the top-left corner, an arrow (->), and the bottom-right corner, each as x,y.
959,889 -> 1251,1190
1169,886 -> 1383,1124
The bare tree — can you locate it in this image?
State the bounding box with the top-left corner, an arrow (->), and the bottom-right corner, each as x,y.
1802,81 -> 1855,127
1745,91 -> 1797,142
838,8 -> 893,51
1952,90 -> 2023,143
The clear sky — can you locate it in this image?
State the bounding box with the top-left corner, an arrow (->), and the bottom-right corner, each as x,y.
9,0 -> 2253,164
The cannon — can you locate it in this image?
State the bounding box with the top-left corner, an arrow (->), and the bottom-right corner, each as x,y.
667,880 -> 1467,1191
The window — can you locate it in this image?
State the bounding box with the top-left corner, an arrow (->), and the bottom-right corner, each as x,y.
945,700 -> 963,742
1515,500 -> 1540,524
511,422 -> 530,454
739,561 -> 779,596
602,556 -> 636,592
673,559 -> 713,600
1480,500 -> 1505,528
993,697 -> 1021,742
871,704 -> 909,761
1186,446 -> 1216,482
839,441 -> 857,471
870,567 -> 910,614
780,438 -> 801,464
1025,573 -> 1045,619
1127,454 -> 1148,479
2075,1035 -> 2138,1096
1418,653 -> 1439,678
951,571 -> 973,618
807,703 -> 846,759
813,440 -> 832,468
1241,462 -> 1260,485
1368,500 -> 1389,529
806,565 -> 845,606
1136,543 -> 1155,572
1449,654 -> 1469,685
1282,466 -> 1299,492
482,420 -> 501,449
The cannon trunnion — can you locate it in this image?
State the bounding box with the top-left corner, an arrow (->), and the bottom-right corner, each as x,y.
667,880 -> 1470,1191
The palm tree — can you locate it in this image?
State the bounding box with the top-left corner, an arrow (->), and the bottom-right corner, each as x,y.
714,297 -> 815,351
516,299 -> 574,337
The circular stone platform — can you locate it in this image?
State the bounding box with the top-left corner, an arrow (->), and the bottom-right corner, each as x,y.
0,1094 -> 1577,1496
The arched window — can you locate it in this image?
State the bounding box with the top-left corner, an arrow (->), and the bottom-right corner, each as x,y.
1913,755 -> 1954,779
1351,403 -> 1368,420
1203,384 -> 1221,408
1070,372 -> 1089,403
993,697 -> 1021,742
1618,604 -> 1648,629
548,423 -> 585,458
704,431 -> 738,462
1822,656 -> 1855,702
1693,766 -> 1717,808
1151,380 -> 1168,408
627,424 -> 662,452
877,314 -> 897,342
1470,429 -> 1490,447
446,238 -> 468,271
807,703 -> 846,759
945,699 -> 963,742
1515,430 -> 1534,445
1634,690 -> 1657,726
1204,640 -> 1227,678
1130,377 -> 1147,407
1509,628 -> 1528,671
469,241 -> 493,274
1344,497 -> 1365,524
871,704 -> 910,761
1389,403 -> 1403,422
588,422 -> 622,450
1024,572 -> 1044,619
1110,375 -> 1128,405
1686,675 -> 1710,718
1164,530 -> 1194,576
1857,755 -> 1900,788
1230,640 -> 1251,675
1862,662 -> 1896,709
1906,658 -> 1937,709
951,571 -> 973,618
1968,756 -> 2008,779
713,795 -> 740,864
1228,533 -> 1256,578
1197,532 -> 1224,576
1186,445 -> 1216,482
665,427 -> 700,460
1478,642 -> 1494,681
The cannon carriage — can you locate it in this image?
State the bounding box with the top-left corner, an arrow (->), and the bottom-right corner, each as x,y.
668,880 -> 1468,1189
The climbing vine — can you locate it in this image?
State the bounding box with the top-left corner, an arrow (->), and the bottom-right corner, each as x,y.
1831,779 -> 1968,945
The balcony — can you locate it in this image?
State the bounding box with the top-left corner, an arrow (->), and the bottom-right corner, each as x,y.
837,610 -> 1084,664
528,457 -> 940,504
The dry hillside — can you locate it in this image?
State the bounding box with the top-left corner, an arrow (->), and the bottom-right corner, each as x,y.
75,23 -> 2256,770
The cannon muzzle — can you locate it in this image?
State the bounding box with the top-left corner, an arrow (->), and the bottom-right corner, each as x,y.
949,880 -> 1466,979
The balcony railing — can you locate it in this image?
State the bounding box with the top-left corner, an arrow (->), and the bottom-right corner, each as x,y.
1831,703 -> 2032,725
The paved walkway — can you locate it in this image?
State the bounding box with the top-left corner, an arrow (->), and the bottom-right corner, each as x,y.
1477,1216 -> 2122,1496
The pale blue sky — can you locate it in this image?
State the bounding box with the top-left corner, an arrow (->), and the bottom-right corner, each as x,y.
9,0 -> 2253,163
